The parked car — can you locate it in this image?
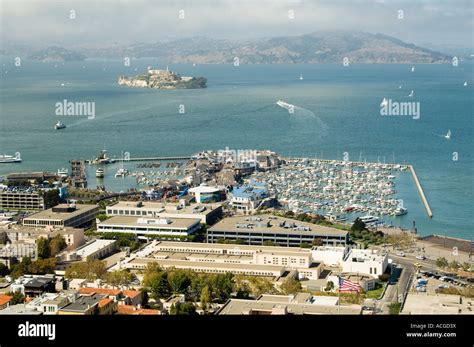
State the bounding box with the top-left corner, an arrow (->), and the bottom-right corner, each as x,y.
416,255 -> 426,260
396,252 -> 405,257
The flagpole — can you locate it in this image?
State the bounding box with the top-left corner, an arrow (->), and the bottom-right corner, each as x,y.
338,276 -> 340,315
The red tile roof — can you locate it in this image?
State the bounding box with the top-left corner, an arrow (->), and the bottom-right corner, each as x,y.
117,305 -> 159,315
0,294 -> 12,306
123,290 -> 141,299
98,298 -> 113,308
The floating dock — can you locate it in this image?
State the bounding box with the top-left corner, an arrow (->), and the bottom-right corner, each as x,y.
409,165 -> 433,218
109,156 -> 191,163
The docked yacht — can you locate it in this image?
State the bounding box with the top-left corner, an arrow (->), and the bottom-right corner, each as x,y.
0,153 -> 21,163
55,121 -> 66,130
95,168 -> 104,178
93,149 -> 111,164
394,207 -> 408,216
359,215 -> 379,225
115,168 -> 129,178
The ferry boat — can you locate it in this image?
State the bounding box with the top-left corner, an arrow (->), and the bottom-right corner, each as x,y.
55,121 -> 66,130
359,215 -> 379,225
276,99 -> 294,110
0,153 -> 21,163
95,168 -> 104,178
57,168 -> 68,178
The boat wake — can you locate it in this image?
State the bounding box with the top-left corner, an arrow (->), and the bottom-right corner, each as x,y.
276,100 -> 329,136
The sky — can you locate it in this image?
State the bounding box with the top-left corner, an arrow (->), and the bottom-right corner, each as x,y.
0,0 -> 472,48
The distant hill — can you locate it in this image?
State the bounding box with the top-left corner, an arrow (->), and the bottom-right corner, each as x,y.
28,46 -> 86,62
79,31 -> 451,64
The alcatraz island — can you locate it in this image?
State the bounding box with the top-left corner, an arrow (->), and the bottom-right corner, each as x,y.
118,66 -> 207,89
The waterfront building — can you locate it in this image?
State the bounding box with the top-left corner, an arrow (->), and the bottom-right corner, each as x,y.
105,200 -> 223,225
188,185 -> 224,203
97,216 -> 201,238
23,203 -> 99,228
229,182 -> 269,212
207,215 -> 349,247
0,186 -> 52,211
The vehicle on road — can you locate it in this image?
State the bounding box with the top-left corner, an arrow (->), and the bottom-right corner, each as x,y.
415,255 -> 426,260
396,252 -> 405,257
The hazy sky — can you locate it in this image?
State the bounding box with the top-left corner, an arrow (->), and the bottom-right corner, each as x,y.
0,0 -> 472,47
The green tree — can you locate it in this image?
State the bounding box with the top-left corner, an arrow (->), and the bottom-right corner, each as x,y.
200,285 -> 211,311
168,270 -> 193,294
65,259 -> 107,281
325,281 -> 334,292
300,242 -> 311,248
106,270 -> 134,288
312,238 -> 323,247
351,218 -> 366,232
281,277 -> 302,295
9,291 -> 25,305
263,240 -> 276,247
436,257 -> 449,268
449,260 -> 460,270
10,257 -> 32,279
210,273 -> 234,303
37,237 -> 51,259
388,302 -> 402,315
170,302 -> 197,315
147,272 -> 171,299
50,235 -> 67,256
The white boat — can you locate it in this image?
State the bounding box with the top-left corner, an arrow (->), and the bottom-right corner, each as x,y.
394,207 -> 408,216
398,85 -> 402,89
0,153 -> 21,163
380,97 -> 388,107
411,66 -> 415,72
95,168 -> 104,178
408,90 -> 414,97
359,215 -> 379,224
464,81 -> 468,86
115,152 -> 129,178
444,129 -> 451,140
299,74 -> 303,80
55,121 -> 66,130
57,168 -> 68,177
276,99 -> 294,110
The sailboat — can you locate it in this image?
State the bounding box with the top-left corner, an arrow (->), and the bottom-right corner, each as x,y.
444,129 -> 451,140
464,81 -> 468,86
411,66 -> 415,72
115,152 -> 129,178
380,98 -> 388,107
299,74 -> 303,80
408,90 -> 414,97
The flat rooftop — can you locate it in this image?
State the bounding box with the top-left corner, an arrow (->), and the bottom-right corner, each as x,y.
99,216 -> 200,229
209,215 -> 348,237
60,294 -> 105,312
148,240 -> 316,255
24,204 -> 98,222
2,224 -> 82,235
109,201 -> 222,215
217,298 -> 361,315
128,257 -> 286,272
74,239 -> 116,258
402,293 -> 474,315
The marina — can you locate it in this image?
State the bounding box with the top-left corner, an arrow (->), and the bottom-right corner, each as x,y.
246,157 -> 419,225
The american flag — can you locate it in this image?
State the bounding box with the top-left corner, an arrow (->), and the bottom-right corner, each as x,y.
338,277 -> 361,292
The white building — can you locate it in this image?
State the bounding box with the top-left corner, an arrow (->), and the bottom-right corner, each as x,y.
341,249 -> 388,278
311,246 -> 349,266
188,185 -> 223,203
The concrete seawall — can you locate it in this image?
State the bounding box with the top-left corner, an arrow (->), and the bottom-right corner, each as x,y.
409,165 -> 433,218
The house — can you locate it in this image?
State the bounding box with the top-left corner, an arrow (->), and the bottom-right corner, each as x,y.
0,294 -> 13,310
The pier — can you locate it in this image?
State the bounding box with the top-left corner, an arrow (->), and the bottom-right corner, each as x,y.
110,156 -> 190,162
409,165 -> 433,218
